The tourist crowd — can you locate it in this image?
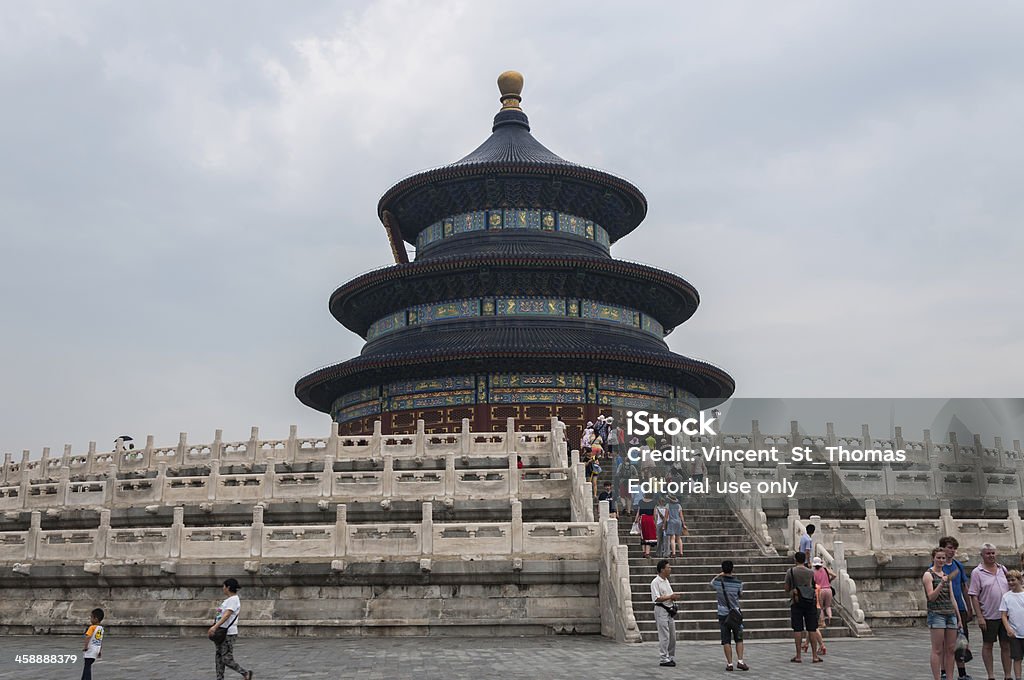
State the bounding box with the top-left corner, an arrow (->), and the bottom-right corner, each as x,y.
649,517 -> 1024,677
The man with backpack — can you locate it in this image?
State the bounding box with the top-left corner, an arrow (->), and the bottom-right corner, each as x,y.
785,552 -> 823,663
712,560 -> 748,671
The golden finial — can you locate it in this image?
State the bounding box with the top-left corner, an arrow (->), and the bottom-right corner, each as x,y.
497,70 -> 524,110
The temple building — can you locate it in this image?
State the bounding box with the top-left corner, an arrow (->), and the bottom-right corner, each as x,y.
295,71 -> 734,438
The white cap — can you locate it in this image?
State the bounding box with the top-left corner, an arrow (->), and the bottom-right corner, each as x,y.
811,557 -> 824,567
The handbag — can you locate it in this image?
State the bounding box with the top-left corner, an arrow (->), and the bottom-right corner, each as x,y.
656,601 -> 678,618
954,630 -> 973,663
209,610 -> 239,644
629,519 -> 640,535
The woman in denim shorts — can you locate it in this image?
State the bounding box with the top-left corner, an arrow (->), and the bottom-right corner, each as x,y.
924,546 -> 964,680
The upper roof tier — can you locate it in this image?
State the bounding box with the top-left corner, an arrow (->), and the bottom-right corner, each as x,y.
377,72 -> 648,247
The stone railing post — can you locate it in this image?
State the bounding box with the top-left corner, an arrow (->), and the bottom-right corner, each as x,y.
445,454 -> 456,497
248,426 -> 261,463
865,499 -> 881,551
328,421 -> 340,459
974,434 -> 986,467
833,540 -> 847,573
103,456 -> 118,506
948,430 -> 963,461
26,510 -> 41,560
320,455 -> 334,498
1015,439 -> 1024,496
550,416 -> 561,462
460,418 -> 471,455
286,425 -> 299,463
89,440 -> 103,473
1008,500 -> 1024,551
923,428 -> 942,495
156,462 -> 168,504
971,441 -> 989,499
832,538 -> 848,598
506,417 -> 516,454
58,464 -> 71,505
96,509 -> 110,559
421,502 -> 433,556
382,454 -> 394,498
250,504 -> 264,558
263,459 -> 277,500
786,498 -> 800,551
750,419 -> 762,450
511,499 -> 523,555
508,451 -> 519,499
895,426 -> 905,452
415,420 -> 426,456
861,424 -> 872,450
169,506 -> 184,558
207,460 -> 220,502
334,504 -> 348,557
371,420 -> 383,456
939,499 -> 956,538
211,429 -> 223,461
19,451 -> 31,500
137,436 -> 150,469
175,432 -> 188,467
1,452 -> 10,485
826,422 -> 837,449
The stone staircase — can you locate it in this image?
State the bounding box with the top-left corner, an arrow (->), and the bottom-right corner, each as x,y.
600,488 -> 855,642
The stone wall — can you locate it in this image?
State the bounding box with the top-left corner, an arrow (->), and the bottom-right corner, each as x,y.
0,418 -> 621,637
0,560 -> 600,637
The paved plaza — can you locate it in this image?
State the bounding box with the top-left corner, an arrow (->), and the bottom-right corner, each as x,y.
0,629 -> 942,679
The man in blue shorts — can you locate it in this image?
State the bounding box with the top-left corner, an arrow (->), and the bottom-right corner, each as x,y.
940,536 -> 974,680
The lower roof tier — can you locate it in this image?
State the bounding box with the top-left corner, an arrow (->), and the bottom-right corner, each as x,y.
294,345 -> 734,415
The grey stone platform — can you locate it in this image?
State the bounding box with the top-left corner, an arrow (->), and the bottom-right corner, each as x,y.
0,630 -> 938,679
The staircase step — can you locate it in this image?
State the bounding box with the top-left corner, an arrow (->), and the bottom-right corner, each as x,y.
638,626 -> 855,642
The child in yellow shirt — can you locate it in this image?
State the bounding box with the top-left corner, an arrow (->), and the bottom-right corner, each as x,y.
82,608 -> 104,680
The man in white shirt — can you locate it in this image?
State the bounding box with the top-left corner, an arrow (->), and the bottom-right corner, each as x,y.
651,559 -> 682,667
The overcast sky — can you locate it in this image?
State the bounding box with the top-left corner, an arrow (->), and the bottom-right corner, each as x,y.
1,1 -> 1022,455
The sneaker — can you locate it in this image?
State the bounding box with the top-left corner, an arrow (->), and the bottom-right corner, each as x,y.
660,660 -> 675,667
726,664 -> 734,671
736,661 -> 749,671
